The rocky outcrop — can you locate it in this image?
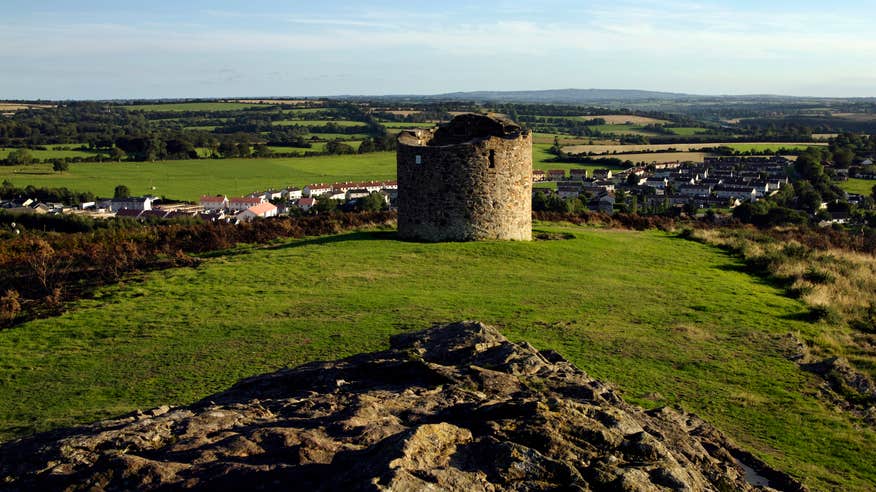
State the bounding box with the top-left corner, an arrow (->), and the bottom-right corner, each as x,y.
0,322 -> 805,491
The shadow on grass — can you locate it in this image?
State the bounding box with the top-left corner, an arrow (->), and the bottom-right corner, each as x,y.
779,311 -> 819,322
264,230 -> 398,251
670,233 -> 788,290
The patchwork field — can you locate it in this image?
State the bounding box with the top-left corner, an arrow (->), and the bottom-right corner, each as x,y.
593,152 -> 711,164
274,119 -> 367,128
380,122 -> 437,129
0,225 -> 871,490
0,102 -> 54,112
831,112 -> 876,122
564,142 -> 826,154
120,102 -> 268,112
231,99 -> 318,105
589,124 -> 658,136
584,114 -> 669,124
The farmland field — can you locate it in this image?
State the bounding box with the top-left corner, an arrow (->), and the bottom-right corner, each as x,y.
589,124 -> 658,136
120,102 -> 268,112
839,178 -> 875,195
0,225 -> 871,491
564,142 -> 826,154
274,119 -> 367,128
0,153 -> 396,200
0,102 -> 55,112
593,151 -> 711,164
0,147 -> 100,160
583,114 -> 669,124
380,122 -> 437,129
231,99 -> 318,105
667,127 -> 708,136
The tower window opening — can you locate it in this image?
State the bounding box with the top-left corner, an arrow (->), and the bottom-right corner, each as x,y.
488,150 -> 496,168
415,155 -> 422,165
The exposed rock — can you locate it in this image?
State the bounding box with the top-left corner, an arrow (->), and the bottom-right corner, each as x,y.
0,321 -> 806,491
783,332 -> 876,423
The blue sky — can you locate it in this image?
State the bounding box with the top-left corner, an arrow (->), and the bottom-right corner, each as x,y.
1,0 -> 873,99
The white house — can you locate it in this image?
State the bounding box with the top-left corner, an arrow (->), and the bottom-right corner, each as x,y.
110,196 -> 153,212
592,169 -> 613,180
236,202 -> 278,221
346,188 -> 371,200
303,183 -> 333,197
284,187 -> 303,200
326,190 -> 347,201
200,195 -> 228,211
227,196 -> 264,212
296,197 -> 316,211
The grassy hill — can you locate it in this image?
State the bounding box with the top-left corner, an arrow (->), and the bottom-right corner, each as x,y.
0,223 -> 872,490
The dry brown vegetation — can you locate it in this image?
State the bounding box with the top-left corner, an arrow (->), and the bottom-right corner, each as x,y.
0,103 -> 54,112
831,112 -> 876,122
688,227 -> 876,392
593,151 -> 711,164
379,110 -> 423,116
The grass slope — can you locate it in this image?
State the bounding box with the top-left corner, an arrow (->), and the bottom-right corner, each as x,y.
0,225 -> 871,490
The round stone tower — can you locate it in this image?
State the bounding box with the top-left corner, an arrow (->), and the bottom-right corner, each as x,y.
396,113 -> 532,242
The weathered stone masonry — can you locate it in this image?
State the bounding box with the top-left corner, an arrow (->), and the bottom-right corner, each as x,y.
396,113 -> 532,241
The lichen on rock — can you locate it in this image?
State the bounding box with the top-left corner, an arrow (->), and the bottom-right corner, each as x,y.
0,321 -> 806,491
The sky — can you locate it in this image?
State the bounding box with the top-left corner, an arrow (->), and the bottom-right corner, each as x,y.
1,0 -> 874,99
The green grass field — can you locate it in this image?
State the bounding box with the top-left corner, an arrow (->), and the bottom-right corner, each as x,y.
840,178 -> 875,195
0,153 -> 396,199
0,225 -> 871,490
120,102 -> 267,112
380,122 -> 436,129
0,146 -> 567,200
274,119 -> 367,128
0,147 -> 100,160
589,124 -> 657,136
280,108 -> 329,115
667,127 -> 708,136
304,133 -> 370,140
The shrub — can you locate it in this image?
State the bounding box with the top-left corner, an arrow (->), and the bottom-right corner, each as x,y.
808,305 -> 841,324
0,289 -> 21,325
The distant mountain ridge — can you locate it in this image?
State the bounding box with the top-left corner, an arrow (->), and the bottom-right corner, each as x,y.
340,89 -> 872,105
430,88 -> 692,103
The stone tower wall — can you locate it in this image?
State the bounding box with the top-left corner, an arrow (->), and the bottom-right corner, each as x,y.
397,116 -> 532,242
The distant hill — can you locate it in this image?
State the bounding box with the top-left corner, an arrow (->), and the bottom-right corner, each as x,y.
341,89 -> 876,106
427,88 -> 693,103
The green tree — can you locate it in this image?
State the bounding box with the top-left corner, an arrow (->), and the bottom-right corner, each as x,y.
113,184 -> 130,199
356,192 -> 388,212
109,147 -> 127,162
252,144 -> 273,158
7,149 -> 34,165
51,160 -> 69,172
